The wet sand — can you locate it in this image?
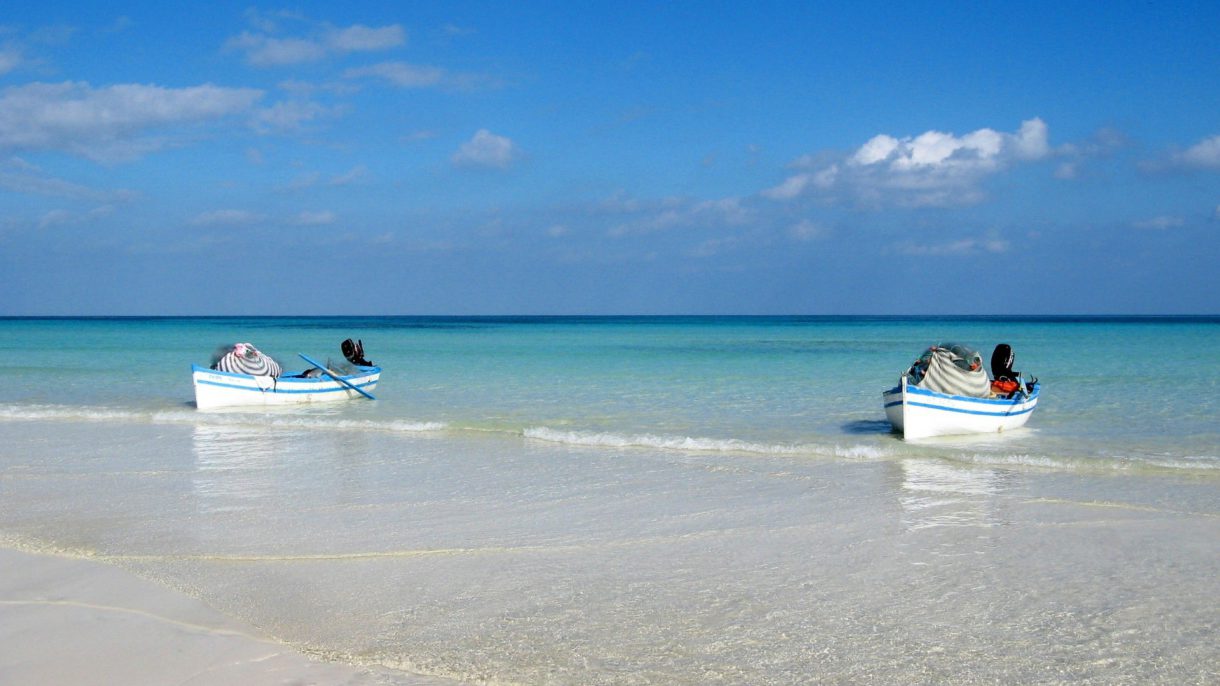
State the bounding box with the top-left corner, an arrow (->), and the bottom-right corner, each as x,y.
0,547 -> 449,686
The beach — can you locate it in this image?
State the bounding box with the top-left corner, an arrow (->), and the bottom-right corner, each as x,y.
1,317 -> 1217,684
0,547 -> 456,686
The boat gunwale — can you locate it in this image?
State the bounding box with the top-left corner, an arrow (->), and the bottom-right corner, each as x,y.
884,381 -> 1040,407
191,362 -> 381,384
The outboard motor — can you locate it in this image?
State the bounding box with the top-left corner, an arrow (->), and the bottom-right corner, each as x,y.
990,343 -> 1018,381
341,338 -> 373,367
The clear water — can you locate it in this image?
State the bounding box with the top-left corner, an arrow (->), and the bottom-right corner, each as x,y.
1,317 -> 1217,684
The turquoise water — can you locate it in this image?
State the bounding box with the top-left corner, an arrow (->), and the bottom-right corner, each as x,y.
1,316 -> 1217,471
1,317 -> 1217,684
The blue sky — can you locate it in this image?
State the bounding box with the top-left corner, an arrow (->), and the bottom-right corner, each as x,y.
1,1 -> 1217,315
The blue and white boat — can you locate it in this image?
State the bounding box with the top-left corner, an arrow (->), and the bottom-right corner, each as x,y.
193,339 -> 380,410
883,343 -> 1039,439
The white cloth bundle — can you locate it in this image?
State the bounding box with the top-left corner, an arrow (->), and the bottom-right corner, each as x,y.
919,346 -> 990,397
214,342 -> 282,377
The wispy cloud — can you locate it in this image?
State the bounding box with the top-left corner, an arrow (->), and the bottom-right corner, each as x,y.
329,165 -> 367,186
252,99 -> 343,134
0,81 -> 263,162
293,210 -> 336,225
452,129 -> 518,169
344,61 -> 446,88
894,236 -> 1010,256
607,196 -> 750,237
0,24 -> 79,76
1132,215 -> 1186,230
38,205 -> 114,229
0,47 -> 22,75
190,209 -> 263,226
328,25 -> 406,52
1138,133 -> 1220,173
226,15 -> 405,67
280,166 -> 368,191
789,219 -> 827,242
765,118 -> 1052,208
344,60 -> 497,92
0,156 -> 132,201
1171,134 -> 1220,169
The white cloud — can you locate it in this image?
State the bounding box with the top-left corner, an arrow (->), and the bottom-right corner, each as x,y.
344,61 -> 496,91
1132,215 -> 1185,230
1175,135 -> 1220,168
252,99 -> 339,134
608,196 -> 750,237
37,205 -> 114,229
789,219 -> 827,241
327,25 -> 406,52
329,165 -> 367,186
1012,118 -> 1050,159
227,33 -> 327,66
38,209 -> 74,229
403,129 -> 437,143
762,173 -> 813,200
852,135 -> 900,166
896,236 -> 1010,256
293,210 -> 336,225
688,236 -> 739,258
766,118 -> 1051,208
0,81 -> 263,162
226,21 -> 405,67
0,156 -> 132,200
280,166 -> 367,191
0,48 -> 22,76
191,209 -> 262,226
1054,162 -> 1078,179
452,129 -> 517,169
344,61 -> 446,88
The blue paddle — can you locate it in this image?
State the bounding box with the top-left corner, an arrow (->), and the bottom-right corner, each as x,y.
298,353 -> 376,400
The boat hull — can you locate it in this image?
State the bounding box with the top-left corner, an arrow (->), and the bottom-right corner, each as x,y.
192,364 -> 380,409
883,377 -> 1038,439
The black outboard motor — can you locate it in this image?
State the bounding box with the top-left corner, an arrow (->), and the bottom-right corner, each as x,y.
341,338 -> 373,367
990,343 -> 1018,381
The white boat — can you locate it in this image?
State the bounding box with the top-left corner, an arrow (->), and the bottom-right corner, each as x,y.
883,376 -> 1039,439
193,339 -> 379,409
883,343 -> 1039,439
192,363 -> 381,409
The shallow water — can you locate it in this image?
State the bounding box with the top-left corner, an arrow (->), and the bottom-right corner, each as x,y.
0,317 -> 1217,683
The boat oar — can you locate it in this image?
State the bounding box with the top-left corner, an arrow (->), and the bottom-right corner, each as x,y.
298,353 -> 376,400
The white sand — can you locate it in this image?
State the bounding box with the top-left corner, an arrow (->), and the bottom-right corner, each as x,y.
0,547 -> 442,686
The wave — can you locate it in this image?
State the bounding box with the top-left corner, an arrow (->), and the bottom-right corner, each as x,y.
522,426 -> 895,461
945,449 -> 1220,474
4,403 -> 1215,475
0,403 -> 447,434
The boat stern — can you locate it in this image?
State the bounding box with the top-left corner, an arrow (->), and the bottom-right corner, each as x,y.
882,378 -> 906,433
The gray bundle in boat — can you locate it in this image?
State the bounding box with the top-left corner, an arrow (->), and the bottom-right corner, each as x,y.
213,342 -> 282,377
912,344 -> 991,398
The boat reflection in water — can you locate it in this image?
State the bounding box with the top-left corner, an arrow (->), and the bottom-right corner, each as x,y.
895,457 -> 1012,532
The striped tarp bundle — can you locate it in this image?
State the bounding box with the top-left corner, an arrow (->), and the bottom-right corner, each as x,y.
918,346 -> 991,398
214,342 -> 282,377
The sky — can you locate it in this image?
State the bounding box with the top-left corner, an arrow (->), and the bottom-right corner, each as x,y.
0,1 -> 1217,315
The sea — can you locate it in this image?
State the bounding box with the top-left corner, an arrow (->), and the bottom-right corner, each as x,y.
0,316 -> 1216,684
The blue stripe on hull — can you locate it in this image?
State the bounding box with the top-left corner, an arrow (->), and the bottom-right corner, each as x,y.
905,400 -> 1035,418
882,380 -> 1039,438
193,377 -> 378,395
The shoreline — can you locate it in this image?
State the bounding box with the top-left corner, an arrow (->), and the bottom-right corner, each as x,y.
0,547 -> 450,686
